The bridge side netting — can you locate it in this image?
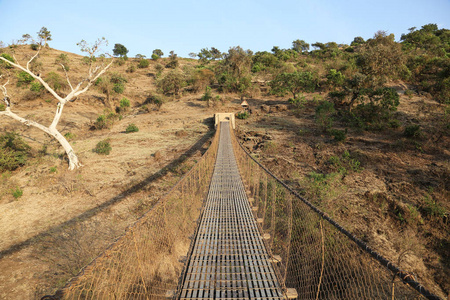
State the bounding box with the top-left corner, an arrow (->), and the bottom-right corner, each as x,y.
230,126 -> 438,300
59,126 -> 220,300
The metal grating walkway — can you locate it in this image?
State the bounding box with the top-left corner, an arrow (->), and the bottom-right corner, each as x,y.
179,121 -> 284,299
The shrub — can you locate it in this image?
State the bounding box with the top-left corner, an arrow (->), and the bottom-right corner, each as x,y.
110,73 -> 127,84
289,94 -> 307,110
0,132 -> 31,171
17,71 -> 34,87
92,112 -> 118,130
151,53 -> 160,60
138,59 -> 149,68
236,111 -> 250,119
12,187 -> 23,199
330,129 -> 347,142
404,124 -> 421,138
125,123 -> 139,133
166,51 -> 179,69
49,166 -> 57,173
120,97 -> 130,108
55,53 -> 70,71
93,139 -> 112,155
315,101 -> 335,132
200,86 -> 213,102
144,93 -> 166,110
0,53 -> 14,68
30,44 -> 39,51
0,103 -> 5,111
64,132 -> 76,140
157,70 -> 186,95
45,72 -> 67,92
154,63 -> 164,77
30,82 -> 44,92
113,83 -> 125,94
126,65 -> 136,73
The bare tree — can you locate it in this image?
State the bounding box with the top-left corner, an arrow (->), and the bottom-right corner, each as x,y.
0,32 -> 114,170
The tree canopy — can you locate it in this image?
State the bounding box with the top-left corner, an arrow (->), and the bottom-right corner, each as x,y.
113,43 -> 129,57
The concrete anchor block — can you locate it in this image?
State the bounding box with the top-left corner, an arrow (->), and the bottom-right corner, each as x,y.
286,288 -> 298,299
252,206 -> 258,212
262,233 -> 270,240
256,218 -> 263,224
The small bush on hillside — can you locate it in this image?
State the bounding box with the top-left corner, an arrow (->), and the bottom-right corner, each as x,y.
315,101 -> 335,132
12,187 -> 23,199
45,72 -> 67,92
64,132 -> 76,140
120,97 -> 130,108
157,70 -> 186,95
55,53 -> 70,71
200,86 -> 213,102
113,83 -> 125,94
404,124 -> 422,138
0,53 -> 14,68
16,71 -> 34,87
92,112 -> 118,130
289,94 -> 307,110
154,63 -> 164,77
30,82 -> 44,92
125,123 -> 139,133
330,129 -> 347,142
30,44 -> 39,51
236,111 -> 250,119
93,139 -> 112,155
126,65 -> 136,73
0,103 -> 5,111
143,93 -> 166,110
138,59 -> 149,68
0,132 -> 31,172
110,73 -> 127,84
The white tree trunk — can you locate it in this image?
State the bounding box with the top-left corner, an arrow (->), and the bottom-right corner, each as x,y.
0,109 -> 82,170
0,37 -> 113,170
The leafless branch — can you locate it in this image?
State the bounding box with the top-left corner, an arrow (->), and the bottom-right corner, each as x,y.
61,64 -> 74,91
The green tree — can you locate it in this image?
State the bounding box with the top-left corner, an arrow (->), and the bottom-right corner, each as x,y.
37,27 -> 52,43
166,50 -> 179,68
113,43 -> 129,57
269,71 -> 316,99
351,36 -> 365,46
292,39 -> 310,53
218,46 -> 254,99
326,69 -> 345,90
152,49 -> 164,58
357,31 -> 405,85
198,48 -> 213,63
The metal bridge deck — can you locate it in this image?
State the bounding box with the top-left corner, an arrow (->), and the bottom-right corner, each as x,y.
179,121 -> 284,299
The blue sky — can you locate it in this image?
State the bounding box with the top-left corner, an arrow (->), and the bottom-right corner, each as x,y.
0,0 -> 449,58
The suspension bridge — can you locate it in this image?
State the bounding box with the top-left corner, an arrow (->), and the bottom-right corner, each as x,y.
46,118 -> 442,300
